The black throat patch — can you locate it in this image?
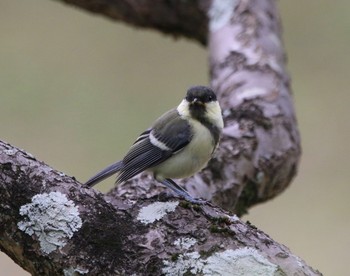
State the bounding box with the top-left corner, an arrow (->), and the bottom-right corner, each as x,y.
189,104 -> 221,146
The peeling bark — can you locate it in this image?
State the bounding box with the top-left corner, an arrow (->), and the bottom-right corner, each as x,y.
206,0 -> 301,213
0,0 -> 307,274
105,0 -> 301,215
0,141 -> 318,275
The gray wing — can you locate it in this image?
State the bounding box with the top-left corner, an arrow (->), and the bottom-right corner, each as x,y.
117,109 -> 192,183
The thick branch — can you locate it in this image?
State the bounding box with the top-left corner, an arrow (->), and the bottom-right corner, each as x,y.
0,141 -> 319,275
1,0 -> 305,274
104,0 -> 301,215
60,0 -> 210,44
206,0 -> 301,212
53,0 -> 301,214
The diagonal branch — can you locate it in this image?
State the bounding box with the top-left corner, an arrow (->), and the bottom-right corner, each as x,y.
0,141 -> 318,275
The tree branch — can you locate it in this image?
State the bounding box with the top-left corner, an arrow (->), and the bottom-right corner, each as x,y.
61,0 -> 211,44
102,0 -> 301,215
0,0 -> 308,274
0,141 -> 319,275
207,0 -> 301,213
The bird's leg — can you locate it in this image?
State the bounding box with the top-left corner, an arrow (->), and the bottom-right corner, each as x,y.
159,178 -> 206,204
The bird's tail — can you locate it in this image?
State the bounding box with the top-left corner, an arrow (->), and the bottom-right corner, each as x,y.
84,161 -> 123,187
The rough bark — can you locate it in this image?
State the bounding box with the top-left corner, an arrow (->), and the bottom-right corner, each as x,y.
0,141 -> 319,275
104,0 -> 301,215
60,0 -> 210,44
0,0 -> 308,274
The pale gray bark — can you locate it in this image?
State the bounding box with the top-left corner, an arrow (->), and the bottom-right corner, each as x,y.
0,141 -> 318,275
106,0 -> 301,215
0,0 -> 311,275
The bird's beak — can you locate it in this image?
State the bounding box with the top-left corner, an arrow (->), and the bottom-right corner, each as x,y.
192,98 -> 204,105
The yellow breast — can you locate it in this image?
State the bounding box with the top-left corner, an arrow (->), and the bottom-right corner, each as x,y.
150,120 -> 215,180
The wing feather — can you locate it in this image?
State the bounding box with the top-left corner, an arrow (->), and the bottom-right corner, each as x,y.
117,140 -> 170,183
116,109 -> 192,183
151,109 -> 192,152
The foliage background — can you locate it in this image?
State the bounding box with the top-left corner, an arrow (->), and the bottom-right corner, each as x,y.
1,1 -> 349,275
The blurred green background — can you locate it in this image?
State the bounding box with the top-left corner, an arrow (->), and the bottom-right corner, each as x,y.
1,0 -> 349,275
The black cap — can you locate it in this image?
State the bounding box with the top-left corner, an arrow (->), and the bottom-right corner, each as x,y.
186,86 -> 217,103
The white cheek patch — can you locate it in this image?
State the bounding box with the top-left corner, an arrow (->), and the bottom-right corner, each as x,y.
177,99 -> 224,130
205,101 -> 224,129
176,99 -> 191,118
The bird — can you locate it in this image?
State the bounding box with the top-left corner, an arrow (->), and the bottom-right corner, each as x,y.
85,86 -> 224,203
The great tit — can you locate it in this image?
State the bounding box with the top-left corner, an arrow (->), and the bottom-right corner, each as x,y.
85,86 -> 224,203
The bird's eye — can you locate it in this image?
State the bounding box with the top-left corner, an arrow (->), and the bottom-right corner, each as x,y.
186,95 -> 194,102
206,95 -> 214,102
